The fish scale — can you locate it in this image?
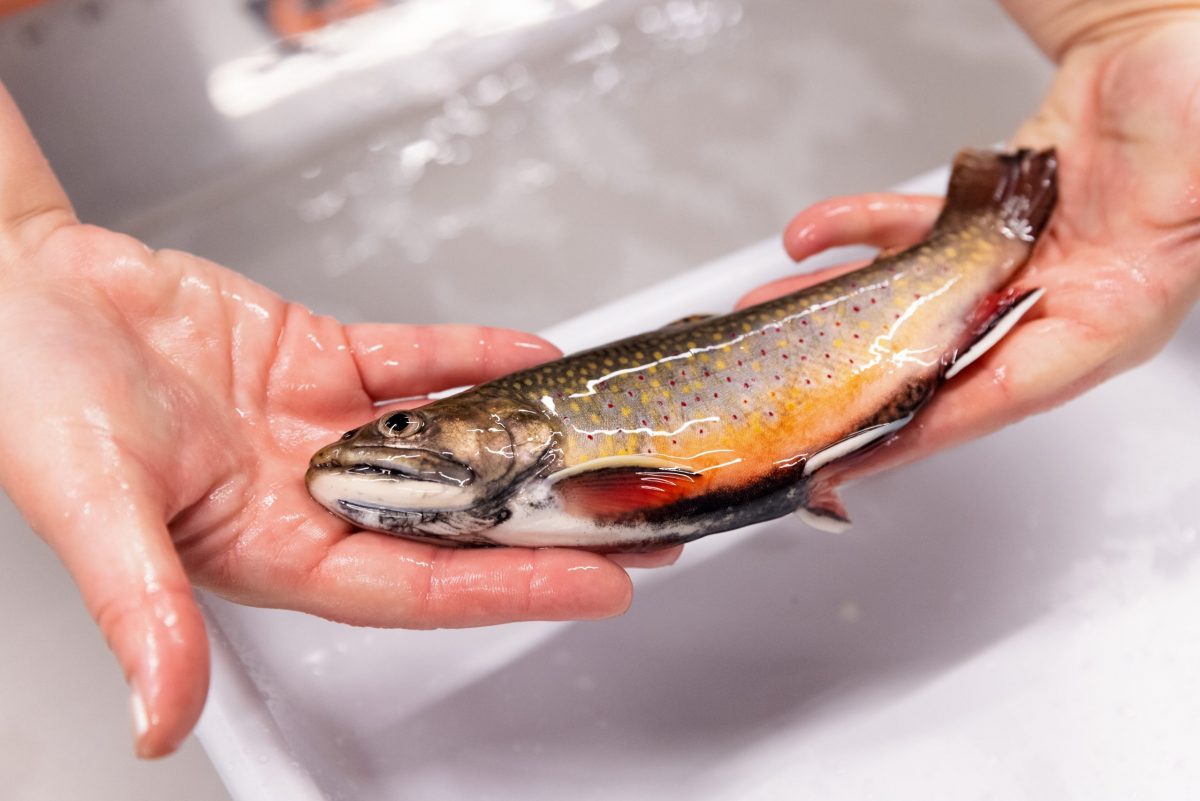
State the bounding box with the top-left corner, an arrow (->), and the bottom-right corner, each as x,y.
307,148 -> 1059,549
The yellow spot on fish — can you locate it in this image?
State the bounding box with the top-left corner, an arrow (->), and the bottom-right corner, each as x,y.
621,407 -> 631,416
570,402 -> 581,413
591,414 -> 602,424
715,358 -> 727,370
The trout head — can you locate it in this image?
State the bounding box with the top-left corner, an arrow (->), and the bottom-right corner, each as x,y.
306,391 -> 557,545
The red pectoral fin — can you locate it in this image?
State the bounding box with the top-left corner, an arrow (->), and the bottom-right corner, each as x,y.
945,286 -> 1045,379
552,467 -> 700,520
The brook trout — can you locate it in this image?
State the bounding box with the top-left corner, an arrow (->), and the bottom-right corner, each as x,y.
307,148 -> 1057,550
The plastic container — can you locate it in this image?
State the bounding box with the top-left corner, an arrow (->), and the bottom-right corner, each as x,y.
194,168 -> 1200,801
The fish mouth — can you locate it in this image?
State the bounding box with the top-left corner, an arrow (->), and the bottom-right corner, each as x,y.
309,446 -> 475,488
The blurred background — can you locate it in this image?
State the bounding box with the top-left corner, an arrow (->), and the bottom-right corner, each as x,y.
0,0 -> 1050,798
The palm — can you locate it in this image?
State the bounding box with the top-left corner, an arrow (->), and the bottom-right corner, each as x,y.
4,223 -> 641,623
755,21 -> 1200,475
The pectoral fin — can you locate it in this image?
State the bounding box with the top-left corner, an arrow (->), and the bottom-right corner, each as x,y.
548,456 -> 699,519
945,287 -> 1045,380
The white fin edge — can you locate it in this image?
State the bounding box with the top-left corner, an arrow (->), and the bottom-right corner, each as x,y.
802,414 -> 914,477
945,288 -> 1045,380
795,507 -> 851,534
545,454 -> 691,485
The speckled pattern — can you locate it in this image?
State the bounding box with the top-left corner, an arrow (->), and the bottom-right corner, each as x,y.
487,149 -> 1055,505
315,149 -> 1058,546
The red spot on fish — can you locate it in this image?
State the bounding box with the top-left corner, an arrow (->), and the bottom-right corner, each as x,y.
826,373 -> 833,379
760,349 -> 767,356
818,331 -> 825,337
850,282 -> 858,288
801,355 -> 808,361
663,415 -> 670,421
835,321 -> 842,327
805,379 -> 812,385
737,360 -> 743,366
870,298 -> 877,304
703,370 -> 710,377
801,320 -> 809,326
825,353 -> 831,358
586,434 -> 594,440
849,358 -> 855,364
672,439 -> 677,444
773,375 -> 780,381
853,333 -> 860,339
680,370 -> 687,377
669,380 -> 676,386
638,375 -> 645,381
782,354 -> 789,360
641,419 -> 648,426
743,399 -> 749,404
713,392 -> 720,398
895,313 -> 901,319
607,403 -> 614,408
699,428 -> 705,434
852,306 -> 860,312
743,382 -> 750,388
627,391 -> 634,397
657,400 -> 664,406
726,376 -> 733,383
798,338 -> 805,344
914,293 -> 921,299
681,401 -> 687,407
732,414 -> 738,420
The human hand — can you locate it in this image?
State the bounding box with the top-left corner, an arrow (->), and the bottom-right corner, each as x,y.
0,86 -> 668,759
742,11 -> 1200,478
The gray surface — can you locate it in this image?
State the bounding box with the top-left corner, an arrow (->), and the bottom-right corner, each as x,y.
0,0 -> 1049,798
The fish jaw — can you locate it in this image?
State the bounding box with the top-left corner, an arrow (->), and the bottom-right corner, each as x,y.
305,442 -> 506,544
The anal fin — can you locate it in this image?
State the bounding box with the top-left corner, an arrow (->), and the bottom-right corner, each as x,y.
795,480 -> 850,534
945,287 -> 1044,379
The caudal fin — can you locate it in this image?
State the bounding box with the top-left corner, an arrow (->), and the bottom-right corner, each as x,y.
933,148 -> 1058,241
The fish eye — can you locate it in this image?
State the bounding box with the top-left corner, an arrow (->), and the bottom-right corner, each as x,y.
380,411 -> 422,437
340,430 -> 355,441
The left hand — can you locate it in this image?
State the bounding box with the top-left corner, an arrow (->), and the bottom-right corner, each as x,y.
744,14 -> 1200,477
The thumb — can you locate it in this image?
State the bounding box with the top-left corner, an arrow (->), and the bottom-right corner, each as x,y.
0,79 -> 75,263
3,431 -> 209,759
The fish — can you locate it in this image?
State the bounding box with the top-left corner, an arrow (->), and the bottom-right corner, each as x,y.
307,148 -> 1058,551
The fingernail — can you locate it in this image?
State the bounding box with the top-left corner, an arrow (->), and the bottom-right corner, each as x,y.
130,681 -> 151,758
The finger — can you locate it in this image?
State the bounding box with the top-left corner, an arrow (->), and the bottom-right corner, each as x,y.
346,324 -> 562,402
0,81 -> 75,261
841,315 -> 1113,481
2,452 -> 208,759
783,193 -> 942,262
736,259 -> 872,310
609,545 -> 684,568
217,506 -> 634,628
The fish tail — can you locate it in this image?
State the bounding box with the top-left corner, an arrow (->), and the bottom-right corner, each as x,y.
933,148 -> 1058,239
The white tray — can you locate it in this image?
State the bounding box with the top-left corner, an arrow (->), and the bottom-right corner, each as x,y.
195,169 -> 1200,801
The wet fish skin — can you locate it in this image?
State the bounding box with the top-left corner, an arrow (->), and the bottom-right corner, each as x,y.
307,148 -> 1058,550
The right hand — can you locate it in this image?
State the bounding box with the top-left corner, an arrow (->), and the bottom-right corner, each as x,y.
0,84 -> 659,759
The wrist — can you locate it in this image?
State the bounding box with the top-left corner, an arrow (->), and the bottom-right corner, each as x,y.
1002,0 -> 1200,62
